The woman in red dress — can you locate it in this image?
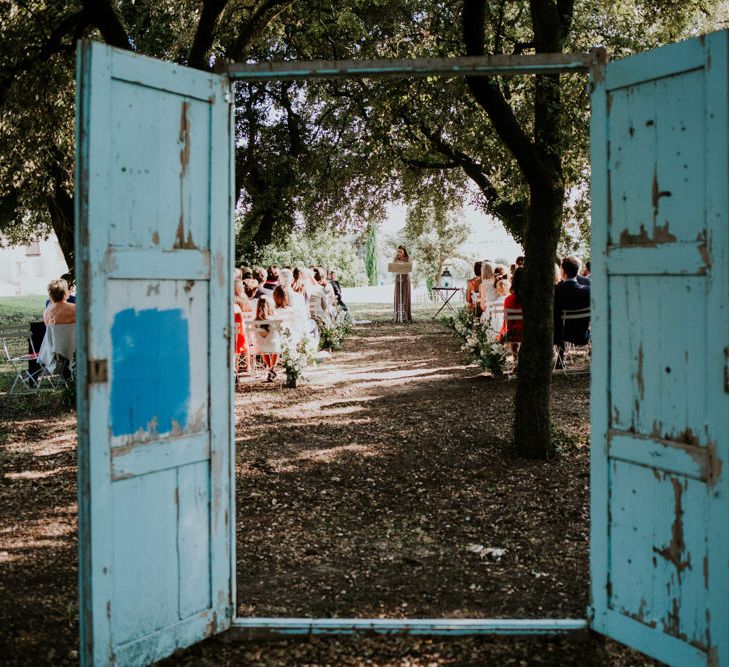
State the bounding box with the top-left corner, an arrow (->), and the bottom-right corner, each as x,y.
500,266 -> 523,361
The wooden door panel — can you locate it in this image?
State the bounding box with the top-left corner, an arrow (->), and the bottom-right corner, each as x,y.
76,41 -> 233,666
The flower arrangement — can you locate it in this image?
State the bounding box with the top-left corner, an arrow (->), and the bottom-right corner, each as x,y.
443,306 -> 505,377
280,328 -> 318,388
319,306 -> 354,351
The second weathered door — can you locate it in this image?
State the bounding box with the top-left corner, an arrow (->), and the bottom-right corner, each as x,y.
590,32 -> 729,667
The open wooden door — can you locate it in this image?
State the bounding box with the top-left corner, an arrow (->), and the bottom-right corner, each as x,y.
75,41 -> 234,665
590,32 -> 729,666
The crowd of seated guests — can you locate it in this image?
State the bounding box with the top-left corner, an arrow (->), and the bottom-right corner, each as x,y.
466,254 -> 591,367
232,264 -> 346,384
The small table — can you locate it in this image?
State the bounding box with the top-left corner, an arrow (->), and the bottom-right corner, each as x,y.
432,287 -> 461,318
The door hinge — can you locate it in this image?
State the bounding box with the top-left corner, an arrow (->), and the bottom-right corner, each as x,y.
224,91 -> 232,104
88,359 -> 108,384
725,347 -> 729,393
223,326 -> 232,340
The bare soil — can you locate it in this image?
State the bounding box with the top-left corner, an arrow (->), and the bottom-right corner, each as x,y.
0,308 -> 655,665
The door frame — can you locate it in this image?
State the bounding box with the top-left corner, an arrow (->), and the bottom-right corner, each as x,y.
223,48 -> 606,638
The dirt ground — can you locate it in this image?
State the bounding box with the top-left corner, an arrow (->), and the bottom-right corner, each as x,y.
0,306 -> 656,665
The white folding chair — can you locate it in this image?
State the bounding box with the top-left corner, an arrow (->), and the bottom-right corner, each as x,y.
37,322 -> 76,389
1,327 -> 43,394
244,320 -> 284,378
554,307 -> 591,373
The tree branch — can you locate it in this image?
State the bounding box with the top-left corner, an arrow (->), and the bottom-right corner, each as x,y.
0,9 -> 91,106
188,0 -> 229,69
226,0 -> 293,62
81,0 -> 131,50
462,0 -> 545,188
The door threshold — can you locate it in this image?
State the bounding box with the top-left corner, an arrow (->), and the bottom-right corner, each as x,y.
228,617 -> 589,640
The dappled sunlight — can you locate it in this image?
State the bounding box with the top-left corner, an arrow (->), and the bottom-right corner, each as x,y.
5,424 -> 77,457
0,510 -> 76,560
4,466 -> 74,481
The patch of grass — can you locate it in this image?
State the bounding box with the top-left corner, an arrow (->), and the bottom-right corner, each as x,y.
0,294 -> 46,330
0,295 -> 47,394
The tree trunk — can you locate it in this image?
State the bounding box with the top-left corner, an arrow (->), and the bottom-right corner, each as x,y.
513,182 -> 562,458
46,188 -> 75,275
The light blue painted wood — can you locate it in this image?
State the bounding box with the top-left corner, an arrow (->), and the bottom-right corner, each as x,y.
607,242 -> 710,275
104,248 -> 211,280
605,36 -> 704,91
76,41 -> 233,665
588,52 -> 610,634
609,432 -> 707,481
230,617 -> 589,636
703,30 -> 729,667
110,432 -> 209,480
591,31 -> 729,667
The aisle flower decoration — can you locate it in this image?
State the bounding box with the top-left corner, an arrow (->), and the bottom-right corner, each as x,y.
280,328 -> 318,388
443,306 -> 505,377
319,306 -> 354,351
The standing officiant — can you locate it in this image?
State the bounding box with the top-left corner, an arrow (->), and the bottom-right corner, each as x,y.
391,245 -> 412,323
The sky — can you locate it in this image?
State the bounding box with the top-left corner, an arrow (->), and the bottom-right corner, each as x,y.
381,202 -> 523,266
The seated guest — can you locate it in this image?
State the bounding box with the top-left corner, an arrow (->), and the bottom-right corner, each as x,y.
236,279 -> 257,318
466,261 -> 482,313
327,270 -> 347,311
485,276 -> 509,332
509,263 -> 516,277
252,298 -> 281,382
262,266 -> 279,292
272,285 -> 300,330
304,268 -> 332,325
554,256 -> 591,368
314,267 -> 336,310
290,268 -> 309,312
516,255 -> 525,268
251,266 -> 265,288
44,279 -> 76,325
45,273 -> 76,307
576,258 -> 591,286
233,280 -> 249,380
479,261 -> 496,314
500,267 -> 523,361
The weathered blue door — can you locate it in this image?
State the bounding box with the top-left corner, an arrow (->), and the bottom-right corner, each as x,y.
75,41 -> 234,665
590,32 -> 729,666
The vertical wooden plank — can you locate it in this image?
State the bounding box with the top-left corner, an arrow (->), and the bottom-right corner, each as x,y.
704,29 -> 729,667
589,58 -> 610,633
77,40 -> 115,667
178,462 -> 212,618
112,472 -> 180,642
208,74 -> 234,631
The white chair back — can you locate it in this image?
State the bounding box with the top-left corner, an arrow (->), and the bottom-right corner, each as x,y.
38,323 -> 76,373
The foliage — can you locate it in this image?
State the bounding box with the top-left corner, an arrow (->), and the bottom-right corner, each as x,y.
443,305 -> 505,377
319,306 -> 354,351
364,221 -> 379,286
251,226 -> 366,287
404,196 -> 470,288
280,327 -> 318,388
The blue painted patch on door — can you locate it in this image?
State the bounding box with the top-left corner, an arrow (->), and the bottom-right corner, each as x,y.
110,308 -> 190,437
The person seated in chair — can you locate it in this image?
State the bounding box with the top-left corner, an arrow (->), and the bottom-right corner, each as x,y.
554,256 -> 590,369
44,278 -> 76,325
41,278 -> 76,379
